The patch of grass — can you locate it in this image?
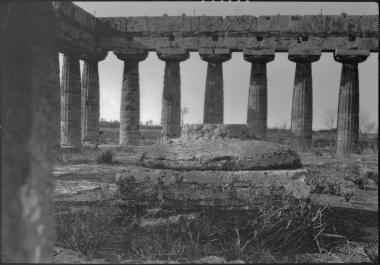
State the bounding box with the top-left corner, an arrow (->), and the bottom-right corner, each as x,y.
55,194 -> 330,263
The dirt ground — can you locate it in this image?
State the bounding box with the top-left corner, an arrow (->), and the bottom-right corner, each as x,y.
53,148 -> 378,263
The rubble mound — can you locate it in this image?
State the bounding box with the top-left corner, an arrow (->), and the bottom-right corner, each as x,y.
181,124 -> 257,140
138,139 -> 302,171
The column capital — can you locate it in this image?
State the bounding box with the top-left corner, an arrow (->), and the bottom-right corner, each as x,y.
288,48 -> 321,63
81,50 -> 108,63
114,48 -> 148,62
157,48 -> 189,62
199,48 -> 231,63
243,48 -> 275,63
334,49 -> 369,64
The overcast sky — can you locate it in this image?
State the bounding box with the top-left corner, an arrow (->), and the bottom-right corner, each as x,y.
70,1 -> 378,130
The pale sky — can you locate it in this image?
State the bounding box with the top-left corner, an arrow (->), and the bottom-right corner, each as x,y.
68,1 -> 378,130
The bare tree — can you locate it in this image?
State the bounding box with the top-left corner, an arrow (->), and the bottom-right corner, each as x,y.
360,112 -> 376,134
181,107 -> 189,127
323,109 -> 337,129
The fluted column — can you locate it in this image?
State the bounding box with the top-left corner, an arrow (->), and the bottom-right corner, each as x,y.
243,49 -> 275,138
1,2 -> 59,262
81,51 -> 107,145
60,52 -> 82,147
114,49 -> 148,146
288,49 -> 320,151
157,48 -> 189,141
334,49 -> 369,155
199,48 -> 231,124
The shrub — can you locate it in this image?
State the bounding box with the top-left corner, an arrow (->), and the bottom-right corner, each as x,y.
97,150 -> 113,164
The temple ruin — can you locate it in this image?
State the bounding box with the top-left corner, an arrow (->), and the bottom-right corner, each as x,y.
0,1 -> 378,262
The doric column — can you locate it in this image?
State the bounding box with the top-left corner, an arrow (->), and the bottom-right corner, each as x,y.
60,51 -> 82,147
199,48 -> 231,124
243,49 -> 275,138
81,51 -> 107,145
334,49 -> 369,155
157,48 -> 189,141
114,49 -> 148,146
288,48 -> 321,151
1,2 -> 59,262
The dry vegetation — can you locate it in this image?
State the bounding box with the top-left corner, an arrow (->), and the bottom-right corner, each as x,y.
53,126 -> 378,263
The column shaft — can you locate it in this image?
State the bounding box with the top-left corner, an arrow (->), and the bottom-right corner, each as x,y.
120,61 -> 140,145
291,62 -> 313,150
247,62 -> 268,137
60,54 -> 81,147
204,62 -> 224,124
81,61 -> 100,144
1,2 -> 59,262
161,61 -> 181,140
336,62 -> 359,154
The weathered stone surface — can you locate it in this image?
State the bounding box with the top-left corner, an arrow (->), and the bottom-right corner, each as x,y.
181,124 -> 257,140
200,51 -> 231,124
60,54 -> 82,147
244,52 -> 275,138
115,50 -> 148,146
158,50 -> 189,141
334,51 -> 369,155
289,54 -> 320,151
137,139 -> 301,171
1,2 -> 59,262
81,60 -> 101,144
115,165 -> 309,209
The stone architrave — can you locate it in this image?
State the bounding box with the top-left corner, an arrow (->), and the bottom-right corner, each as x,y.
114,49 -> 148,146
288,48 -> 321,151
243,49 -> 275,138
334,49 -> 369,155
81,51 -> 107,145
157,48 -> 189,141
199,48 -> 231,124
60,52 -> 82,147
1,2 -> 59,262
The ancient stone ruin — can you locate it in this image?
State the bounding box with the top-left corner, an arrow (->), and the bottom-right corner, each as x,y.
0,1 -> 378,263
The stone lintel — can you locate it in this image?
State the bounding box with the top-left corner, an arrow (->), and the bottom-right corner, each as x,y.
157,48 -> 189,62
334,49 -> 370,63
81,50 -> 108,62
243,48 -> 275,63
199,48 -> 231,63
288,48 -> 321,62
114,48 -> 148,61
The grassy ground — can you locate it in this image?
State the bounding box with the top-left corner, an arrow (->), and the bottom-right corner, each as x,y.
53,143 -> 378,263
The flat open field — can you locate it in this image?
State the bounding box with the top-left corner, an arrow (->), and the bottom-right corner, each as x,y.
53,143 -> 378,264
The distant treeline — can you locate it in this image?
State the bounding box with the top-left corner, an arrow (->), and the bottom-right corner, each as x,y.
99,120 -> 161,130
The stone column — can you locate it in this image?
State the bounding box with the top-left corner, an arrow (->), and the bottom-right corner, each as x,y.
1,2 -> 59,262
60,52 -> 82,147
288,49 -> 321,151
157,48 -> 189,141
81,51 -> 107,145
199,48 -> 231,124
334,49 -> 369,155
114,49 -> 148,146
243,49 -> 275,138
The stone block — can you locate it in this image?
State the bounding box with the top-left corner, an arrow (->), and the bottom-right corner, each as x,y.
290,15 -> 326,33
147,16 -> 191,32
334,49 -> 370,57
190,16 -> 224,32
199,47 -> 230,55
361,15 -> 379,32
257,15 -> 291,32
243,48 -> 275,56
137,138 -> 301,171
288,47 -> 322,56
72,3 -> 97,29
222,16 -> 257,31
325,15 -> 343,33
126,17 -> 149,32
